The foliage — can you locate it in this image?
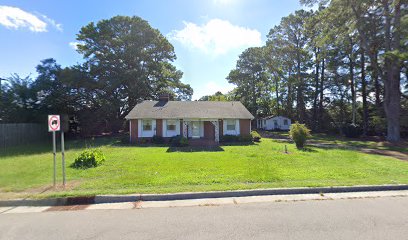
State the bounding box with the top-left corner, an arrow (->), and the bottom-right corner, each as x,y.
71,149 -> 106,169
152,135 -> 165,144
251,131 -> 262,142
198,91 -> 229,101
169,135 -> 188,147
76,16 -> 192,132
221,134 -> 253,143
227,47 -> 272,117
220,134 -> 240,142
289,122 -> 312,149
179,137 -> 189,147
0,16 -> 193,136
343,123 -> 363,138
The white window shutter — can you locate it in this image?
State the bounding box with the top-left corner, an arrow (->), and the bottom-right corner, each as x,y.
162,119 -> 166,137
138,120 -> 142,137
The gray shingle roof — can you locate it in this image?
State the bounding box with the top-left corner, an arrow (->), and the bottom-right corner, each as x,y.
125,101 -> 254,120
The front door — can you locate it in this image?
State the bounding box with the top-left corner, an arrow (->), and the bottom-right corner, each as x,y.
191,121 -> 200,138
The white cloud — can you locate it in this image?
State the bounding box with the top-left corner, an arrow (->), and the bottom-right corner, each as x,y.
69,41 -> 79,50
0,6 -> 62,32
169,19 -> 262,56
40,14 -> 63,32
205,81 -> 235,94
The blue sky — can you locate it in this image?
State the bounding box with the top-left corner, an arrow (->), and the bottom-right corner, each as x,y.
0,0 -> 305,99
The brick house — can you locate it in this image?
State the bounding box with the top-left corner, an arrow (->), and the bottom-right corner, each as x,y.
125,96 -> 254,144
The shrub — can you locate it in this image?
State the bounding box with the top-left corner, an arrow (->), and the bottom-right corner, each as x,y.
152,135 -> 165,144
251,131 -> 261,142
120,134 -> 130,144
289,122 -> 311,149
169,135 -> 188,147
179,137 -> 189,147
238,135 -> 253,142
220,134 -> 240,142
343,123 -> 362,138
71,149 -> 106,169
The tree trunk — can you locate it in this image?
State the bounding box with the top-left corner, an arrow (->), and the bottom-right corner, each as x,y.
348,39 -> 356,124
371,53 -> 381,107
287,66 -> 293,119
383,0 -> 401,142
361,48 -> 369,135
312,48 -> 320,130
319,58 -> 325,125
275,75 -> 280,115
296,58 -> 305,123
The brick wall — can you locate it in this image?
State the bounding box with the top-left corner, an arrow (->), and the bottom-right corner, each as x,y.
130,119 -> 138,143
240,119 -> 251,136
156,119 -> 163,137
203,121 -> 215,139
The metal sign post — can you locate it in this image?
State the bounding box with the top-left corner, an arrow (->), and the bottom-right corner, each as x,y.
52,131 -> 56,187
61,131 -> 66,187
48,115 -> 60,188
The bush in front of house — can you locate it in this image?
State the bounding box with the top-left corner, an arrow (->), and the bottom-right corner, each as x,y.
220,134 -> 239,142
342,123 -> 363,138
71,149 -> 106,169
238,135 -> 252,142
179,137 -> 189,146
120,133 -> 130,144
289,122 -> 311,149
221,134 -> 253,143
152,135 -> 165,144
169,135 -> 189,147
251,130 -> 261,142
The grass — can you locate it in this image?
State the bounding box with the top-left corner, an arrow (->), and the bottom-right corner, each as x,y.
0,136 -> 407,199
269,131 -> 408,153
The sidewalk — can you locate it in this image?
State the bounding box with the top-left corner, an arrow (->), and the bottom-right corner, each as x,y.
1,190 -> 407,214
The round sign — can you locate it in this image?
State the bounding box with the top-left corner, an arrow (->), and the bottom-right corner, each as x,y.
48,115 -> 60,132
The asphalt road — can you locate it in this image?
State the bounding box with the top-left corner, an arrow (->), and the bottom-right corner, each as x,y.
0,196 -> 407,240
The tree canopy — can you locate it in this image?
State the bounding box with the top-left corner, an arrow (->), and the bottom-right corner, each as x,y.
0,16 -> 192,135
227,0 -> 407,141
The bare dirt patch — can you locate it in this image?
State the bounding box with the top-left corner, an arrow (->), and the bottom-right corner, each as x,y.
0,180 -> 82,200
359,148 -> 408,161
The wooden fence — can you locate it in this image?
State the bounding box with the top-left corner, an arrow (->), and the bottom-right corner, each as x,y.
0,123 -> 49,150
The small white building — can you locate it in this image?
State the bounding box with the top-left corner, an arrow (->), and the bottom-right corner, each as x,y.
257,116 -> 291,131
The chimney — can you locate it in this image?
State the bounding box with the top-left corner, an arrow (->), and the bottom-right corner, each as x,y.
159,93 -> 170,102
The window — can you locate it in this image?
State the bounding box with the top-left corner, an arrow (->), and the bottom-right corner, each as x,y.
143,120 -> 152,131
167,120 -> 176,131
226,119 -> 236,131
283,119 -> 288,126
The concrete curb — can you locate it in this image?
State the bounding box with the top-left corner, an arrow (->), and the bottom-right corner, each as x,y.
1,184 -> 408,207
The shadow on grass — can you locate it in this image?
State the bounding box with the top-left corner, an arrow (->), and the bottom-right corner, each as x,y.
298,147 -> 318,152
166,146 -> 224,153
220,141 -> 256,146
0,135 -> 123,158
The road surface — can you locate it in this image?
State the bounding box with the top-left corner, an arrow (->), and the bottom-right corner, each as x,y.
0,196 -> 407,240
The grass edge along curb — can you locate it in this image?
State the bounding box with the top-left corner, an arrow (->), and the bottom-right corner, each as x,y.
1,184 -> 408,207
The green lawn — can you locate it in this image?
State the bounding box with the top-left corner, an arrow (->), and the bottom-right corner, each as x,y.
0,136 -> 407,199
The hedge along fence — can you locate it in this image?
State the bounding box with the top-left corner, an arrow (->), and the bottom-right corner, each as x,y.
0,123 -> 49,150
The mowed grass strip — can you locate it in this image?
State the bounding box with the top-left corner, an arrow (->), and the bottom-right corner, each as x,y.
0,137 -> 407,199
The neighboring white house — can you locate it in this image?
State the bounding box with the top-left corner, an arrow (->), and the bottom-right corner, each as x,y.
257,116 -> 291,130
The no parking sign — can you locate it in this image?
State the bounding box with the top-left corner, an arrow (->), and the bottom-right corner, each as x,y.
48,115 -> 60,132
48,114 -> 65,187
